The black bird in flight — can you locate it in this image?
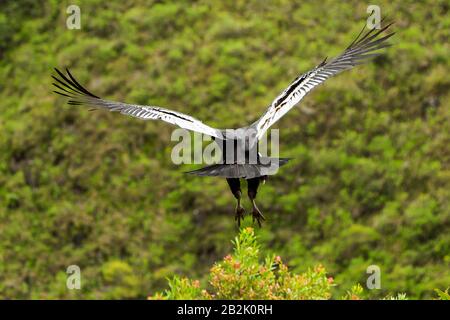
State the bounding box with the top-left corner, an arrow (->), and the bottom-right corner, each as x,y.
53,21 -> 394,227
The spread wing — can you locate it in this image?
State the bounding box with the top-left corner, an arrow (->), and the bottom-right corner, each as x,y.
252,22 -> 395,140
52,68 -> 223,139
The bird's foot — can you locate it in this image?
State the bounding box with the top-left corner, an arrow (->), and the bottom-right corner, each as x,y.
252,205 -> 266,227
235,205 -> 246,227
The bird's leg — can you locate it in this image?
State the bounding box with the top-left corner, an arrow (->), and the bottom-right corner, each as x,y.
226,178 -> 245,226
235,194 -> 245,226
247,177 -> 266,227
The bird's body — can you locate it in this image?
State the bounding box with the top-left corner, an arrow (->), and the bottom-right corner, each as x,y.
188,126 -> 290,179
52,21 -> 394,226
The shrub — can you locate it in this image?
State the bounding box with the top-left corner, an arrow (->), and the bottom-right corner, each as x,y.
150,227 -> 334,300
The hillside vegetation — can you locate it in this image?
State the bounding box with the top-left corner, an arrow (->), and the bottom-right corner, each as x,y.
0,1 -> 449,299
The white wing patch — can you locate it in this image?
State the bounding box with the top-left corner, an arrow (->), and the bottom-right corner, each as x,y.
255,71 -> 319,140
94,99 -> 222,138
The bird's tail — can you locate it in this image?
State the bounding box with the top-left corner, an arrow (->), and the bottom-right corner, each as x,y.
185,158 -> 291,179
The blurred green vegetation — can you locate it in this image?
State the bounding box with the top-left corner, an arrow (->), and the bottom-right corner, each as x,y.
0,0 -> 449,299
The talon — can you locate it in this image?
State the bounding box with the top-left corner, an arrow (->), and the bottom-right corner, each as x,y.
252,206 -> 265,228
235,205 -> 245,227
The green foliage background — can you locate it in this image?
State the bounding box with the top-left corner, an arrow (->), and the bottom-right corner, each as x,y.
0,0 -> 448,299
